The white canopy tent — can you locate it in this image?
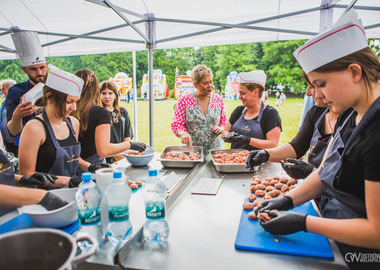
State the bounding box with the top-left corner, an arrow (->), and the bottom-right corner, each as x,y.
0,0 -> 379,146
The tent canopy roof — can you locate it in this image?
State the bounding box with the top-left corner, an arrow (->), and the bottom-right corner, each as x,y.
0,0 -> 379,59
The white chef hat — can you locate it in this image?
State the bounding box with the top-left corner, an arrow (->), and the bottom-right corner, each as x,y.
238,70 -> 267,87
294,9 -> 368,74
22,82 -> 44,104
46,64 -> 84,97
11,31 -> 46,67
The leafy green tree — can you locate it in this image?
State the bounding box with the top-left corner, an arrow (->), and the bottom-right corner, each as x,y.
261,40 -> 306,93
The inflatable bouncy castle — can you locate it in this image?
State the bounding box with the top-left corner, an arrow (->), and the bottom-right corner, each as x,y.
110,72 -> 133,100
140,69 -> 169,100
174,68 -> 196,100
224,71 -> 239,100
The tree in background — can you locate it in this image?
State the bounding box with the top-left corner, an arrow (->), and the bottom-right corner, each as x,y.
1,39 -> 378,96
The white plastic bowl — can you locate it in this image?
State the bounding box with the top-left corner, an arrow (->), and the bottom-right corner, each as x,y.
19,188 -> 78,228
124,145 -> 156,166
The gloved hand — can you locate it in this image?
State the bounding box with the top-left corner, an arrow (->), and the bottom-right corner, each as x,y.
38,191 -> 69,211
130,141 -> 147,152
245,150 -> 269,171
259,211 -> 307,235
223,132 -> 250,145
257,195 -> 294,214
18,173 -> 57,189
222,132 -> 239,143
280,158 -> 314,179
69,176 -> 82,188
88,163 -> 110,173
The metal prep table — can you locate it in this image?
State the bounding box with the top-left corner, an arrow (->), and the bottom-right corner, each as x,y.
79,155 -> 348,270
0,154 -> 349,269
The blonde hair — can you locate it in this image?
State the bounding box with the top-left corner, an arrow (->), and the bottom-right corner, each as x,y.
190,65 -> 213,84
72,69 -> 101,135
99,80 -> 120,123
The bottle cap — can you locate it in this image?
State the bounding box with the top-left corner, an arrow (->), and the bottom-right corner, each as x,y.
148,169 -> 157,176
113,170 -> 122,178
82,172 -> 92,182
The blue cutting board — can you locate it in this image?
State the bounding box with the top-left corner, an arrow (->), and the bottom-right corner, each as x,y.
0,213 -> 79,235
235,200 -> 333,259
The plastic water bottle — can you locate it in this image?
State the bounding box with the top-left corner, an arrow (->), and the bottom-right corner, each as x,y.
105,170 -> 133,245
142,169 -> 169,244
75,172 -> 104,247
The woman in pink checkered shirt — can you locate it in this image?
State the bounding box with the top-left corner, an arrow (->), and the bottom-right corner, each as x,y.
171,65 -> 226,152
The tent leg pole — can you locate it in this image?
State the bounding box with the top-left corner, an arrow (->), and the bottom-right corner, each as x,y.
148,46 -> 153,147
132,50 -> 138,141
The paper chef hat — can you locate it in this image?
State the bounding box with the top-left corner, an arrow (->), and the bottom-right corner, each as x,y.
11,31 -> 46,67
238,70 -> 267,87
294,9 -> 368,73
22,82 -> 44,104
46,64 -> 84,97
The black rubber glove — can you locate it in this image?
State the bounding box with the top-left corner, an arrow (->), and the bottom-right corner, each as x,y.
38,192 -> 69,211
88,163 -> 110,173
69,176 -> 82,188
223,132 -> 250,145
280,158 -> 314,179
129,141 -> 147,152
259,211 -> 307,235
245,150 -> 269,171
18,173 -> 57,189
222,132 -> 239,143
257,195 -> 294,214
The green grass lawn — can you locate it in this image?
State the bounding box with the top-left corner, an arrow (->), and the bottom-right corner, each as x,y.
121,96 -> 304,152
0,96 -> 304,152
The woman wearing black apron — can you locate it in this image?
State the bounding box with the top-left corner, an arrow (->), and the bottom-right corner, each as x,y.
257,10 -> 380,269
222,70 -> 282,151
18,65 -> 89,188
245,78 -> 342,179
72,69 -> 145,168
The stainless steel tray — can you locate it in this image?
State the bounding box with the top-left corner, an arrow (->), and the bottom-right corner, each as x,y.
157,145 -> 204,168
210,149 -> 257,173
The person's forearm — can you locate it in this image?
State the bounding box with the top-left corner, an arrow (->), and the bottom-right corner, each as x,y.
78,158 -> 90,172
177,130 -> 189,138
0,185 -> 46,207
287,169 -> 323,207
97,141 -> 131,158
267,143 -> 297,163
307,216 -> 380,250
7,117 -> 23,137
248,138 -> 279,150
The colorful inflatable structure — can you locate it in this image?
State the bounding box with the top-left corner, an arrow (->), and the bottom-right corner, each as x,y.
225,71 -> 239,100
109,72 -> 133,100
140,69 -> 169,100
174,68 -> 196,100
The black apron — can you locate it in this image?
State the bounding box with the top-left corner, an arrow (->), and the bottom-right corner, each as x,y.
230,101 -> 265,151
319,97 -> 380,269
42,111 -> 80,177
307,108 -> 329,168
0,149 -> 16,216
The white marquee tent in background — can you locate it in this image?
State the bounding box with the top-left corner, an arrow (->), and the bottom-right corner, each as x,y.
0,0 -> 379,145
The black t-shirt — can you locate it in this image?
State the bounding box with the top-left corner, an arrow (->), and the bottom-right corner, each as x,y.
110,107 -> 133,143
79,105 -> 111,160
334,108 -> 380,201
290,106 -> 329,159
229,105 -> 282,135
34,117 -> 78,173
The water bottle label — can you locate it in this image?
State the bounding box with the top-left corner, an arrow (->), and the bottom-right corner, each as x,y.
78,207 -> 101,225
145,201 -> 165,219
109,205 -> 129,221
